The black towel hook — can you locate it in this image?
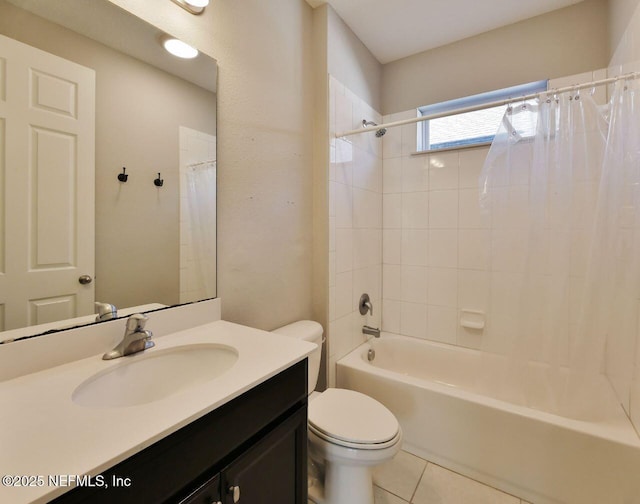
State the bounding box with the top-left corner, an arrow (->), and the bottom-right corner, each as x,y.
154,173 -> 164,187
117,167 -> 128,182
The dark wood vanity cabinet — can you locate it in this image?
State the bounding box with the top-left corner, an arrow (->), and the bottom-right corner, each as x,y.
51,360 -> 308,504
181,408 -> 305,504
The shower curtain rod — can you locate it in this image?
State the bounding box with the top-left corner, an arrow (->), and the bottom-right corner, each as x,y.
335,71 -> 640,138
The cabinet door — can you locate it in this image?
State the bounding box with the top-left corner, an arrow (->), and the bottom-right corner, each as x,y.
179,473 -> 221,504
222,407 -> 307,504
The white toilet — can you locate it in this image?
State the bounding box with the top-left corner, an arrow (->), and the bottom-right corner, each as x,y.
273,320 -> 402,504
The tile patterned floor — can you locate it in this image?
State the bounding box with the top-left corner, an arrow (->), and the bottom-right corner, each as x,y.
307,449 -> 532,504
372,450 -> 532,504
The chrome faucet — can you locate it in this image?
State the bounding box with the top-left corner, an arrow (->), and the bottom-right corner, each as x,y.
95,302 -> 117,322
102,313 -> 154,360
362,325 -> 380,338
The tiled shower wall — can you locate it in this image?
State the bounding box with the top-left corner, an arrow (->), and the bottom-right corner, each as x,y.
381,136 -> 491,350
376,68 -> 640,438
328,75 -> 382,387
610,0 -> 640,442
327,68 -> 640,434
380,70 -> 608,355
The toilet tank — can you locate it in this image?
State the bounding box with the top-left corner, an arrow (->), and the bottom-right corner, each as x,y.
272,320 -> 323,395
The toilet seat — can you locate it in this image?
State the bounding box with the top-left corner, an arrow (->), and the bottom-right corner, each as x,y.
308,389 -> 400,450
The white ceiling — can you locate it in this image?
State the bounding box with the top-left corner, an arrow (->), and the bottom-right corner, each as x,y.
307,0 -> 584,64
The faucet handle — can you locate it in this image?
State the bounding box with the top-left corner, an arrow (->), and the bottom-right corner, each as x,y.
359,293 -> 373,316
126,313 -> 149,332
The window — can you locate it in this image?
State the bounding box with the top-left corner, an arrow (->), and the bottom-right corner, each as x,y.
417,80 -> 548,152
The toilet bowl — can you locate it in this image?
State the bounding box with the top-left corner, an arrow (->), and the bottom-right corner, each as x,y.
272,321 -> 402,504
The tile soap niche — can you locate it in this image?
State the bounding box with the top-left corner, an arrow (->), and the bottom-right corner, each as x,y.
459,309 -> 485,330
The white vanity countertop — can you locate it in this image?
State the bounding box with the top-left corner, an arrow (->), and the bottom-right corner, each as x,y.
0,320 -> 316,504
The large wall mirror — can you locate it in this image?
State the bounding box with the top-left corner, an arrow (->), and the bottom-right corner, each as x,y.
0,0 -> 217,343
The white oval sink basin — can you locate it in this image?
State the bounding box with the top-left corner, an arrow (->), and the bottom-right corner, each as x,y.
72,344 -> 238,408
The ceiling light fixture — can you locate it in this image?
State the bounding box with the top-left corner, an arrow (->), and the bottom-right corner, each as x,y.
170,0 -> 209,15
162,37 -> 199,59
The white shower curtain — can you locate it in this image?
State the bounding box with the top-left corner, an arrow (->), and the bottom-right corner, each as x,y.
479,78 -> 640,418
186,161 -> 217,299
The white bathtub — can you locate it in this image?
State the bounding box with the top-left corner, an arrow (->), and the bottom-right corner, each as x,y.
337,334 -> 640,504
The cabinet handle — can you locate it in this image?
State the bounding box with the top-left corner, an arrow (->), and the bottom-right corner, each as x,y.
228,485 -> 240,502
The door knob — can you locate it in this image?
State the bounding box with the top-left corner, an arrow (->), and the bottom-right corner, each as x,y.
228,485 -> 240,503
78,275 -> 93,285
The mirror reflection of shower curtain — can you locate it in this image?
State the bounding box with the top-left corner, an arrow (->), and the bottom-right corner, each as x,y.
186,161 -> 217,300
478,81 -> 640,419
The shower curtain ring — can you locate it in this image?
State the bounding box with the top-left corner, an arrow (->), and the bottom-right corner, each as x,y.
574,84 -> 580,100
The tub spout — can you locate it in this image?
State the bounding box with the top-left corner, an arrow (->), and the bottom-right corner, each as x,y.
362,325 -> 380,338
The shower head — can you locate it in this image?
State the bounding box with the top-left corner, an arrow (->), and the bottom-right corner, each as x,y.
362,119 -> 387,137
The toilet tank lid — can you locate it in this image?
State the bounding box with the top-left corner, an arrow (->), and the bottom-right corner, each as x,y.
272,320 -> 323,342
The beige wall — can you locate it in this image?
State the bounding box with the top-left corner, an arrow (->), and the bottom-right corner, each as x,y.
326,5 -> 383,113
312,6 -> 330,389
0,1 -> 216,309
108,0 -> 316,330
381,0 -> 609,114
93,53 -> 215,309
609,0 -> 640,68
210,0 -> 315,330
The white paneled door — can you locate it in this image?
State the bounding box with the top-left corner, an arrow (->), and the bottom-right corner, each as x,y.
0,34 -> 95,331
